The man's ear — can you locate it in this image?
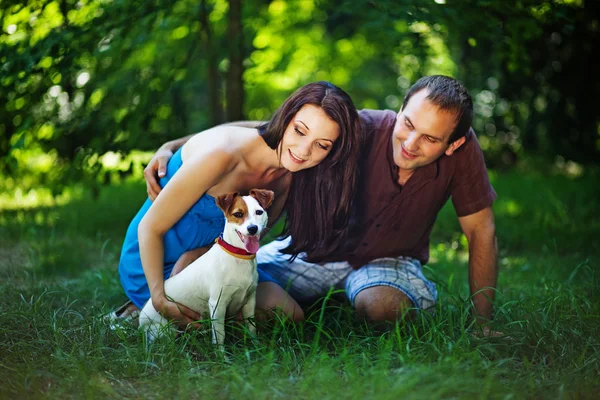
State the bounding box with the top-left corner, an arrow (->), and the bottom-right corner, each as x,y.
216,192 -> 239,213
249,189 -> 275,209
445,135 -> 466,156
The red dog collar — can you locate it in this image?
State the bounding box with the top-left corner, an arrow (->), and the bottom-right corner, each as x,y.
215,235 -> 256,260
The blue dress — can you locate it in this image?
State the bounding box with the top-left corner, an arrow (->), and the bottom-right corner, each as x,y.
118,148 -> 274,309
118,149 -> 224,308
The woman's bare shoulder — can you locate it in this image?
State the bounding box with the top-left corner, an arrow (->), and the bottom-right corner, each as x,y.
181,126 -> 257,161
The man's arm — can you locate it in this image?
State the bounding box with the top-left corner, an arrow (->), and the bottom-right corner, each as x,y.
144,135 -> 194,199
458,206 -> 498,329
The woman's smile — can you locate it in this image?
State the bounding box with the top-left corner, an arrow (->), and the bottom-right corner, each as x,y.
288,149 -> 307,164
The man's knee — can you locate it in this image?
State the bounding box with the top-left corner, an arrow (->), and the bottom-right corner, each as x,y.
354,286 -> 415,322
256,282 -> 305,323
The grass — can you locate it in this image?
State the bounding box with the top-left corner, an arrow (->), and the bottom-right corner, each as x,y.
0,163 -> 599,399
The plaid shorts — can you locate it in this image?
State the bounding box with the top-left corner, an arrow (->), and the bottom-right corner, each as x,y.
257,238 -> 438,311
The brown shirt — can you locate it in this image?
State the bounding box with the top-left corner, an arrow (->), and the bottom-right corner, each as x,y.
327,109 -> 497,267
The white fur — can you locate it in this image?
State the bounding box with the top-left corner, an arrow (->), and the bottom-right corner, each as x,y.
139,195 -> 269,347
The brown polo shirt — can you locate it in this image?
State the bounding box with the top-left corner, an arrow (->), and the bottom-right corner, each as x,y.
327,109 -> 496,267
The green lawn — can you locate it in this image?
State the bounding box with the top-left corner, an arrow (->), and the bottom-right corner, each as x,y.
1,164 -> 598,399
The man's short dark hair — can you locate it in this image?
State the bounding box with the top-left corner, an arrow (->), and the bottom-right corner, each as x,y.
402,75 -> 473,143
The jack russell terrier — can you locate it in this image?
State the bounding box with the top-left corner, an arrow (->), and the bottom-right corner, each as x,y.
139,189 -> 274,347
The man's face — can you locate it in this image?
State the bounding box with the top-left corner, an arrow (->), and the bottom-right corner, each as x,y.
392,89 -> 465,172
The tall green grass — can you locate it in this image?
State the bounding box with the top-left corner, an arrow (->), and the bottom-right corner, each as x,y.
1,165 -> 598,398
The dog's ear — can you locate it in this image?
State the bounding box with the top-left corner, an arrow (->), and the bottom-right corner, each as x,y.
249,189 -> 275,209
216,192 -> 239,213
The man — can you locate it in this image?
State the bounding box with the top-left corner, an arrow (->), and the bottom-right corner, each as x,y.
143,75 -> 498,334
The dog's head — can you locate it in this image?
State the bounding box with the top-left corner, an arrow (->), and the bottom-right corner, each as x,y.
216,189 -> 274,253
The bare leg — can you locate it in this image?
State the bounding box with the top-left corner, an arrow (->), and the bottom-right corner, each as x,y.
255,282 -> 305,323
354,286 -> 416,322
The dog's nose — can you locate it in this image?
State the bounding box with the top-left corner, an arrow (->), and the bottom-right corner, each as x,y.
247,225 -> 258,235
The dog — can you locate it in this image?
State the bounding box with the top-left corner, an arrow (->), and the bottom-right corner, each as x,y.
139,188 -> 274,347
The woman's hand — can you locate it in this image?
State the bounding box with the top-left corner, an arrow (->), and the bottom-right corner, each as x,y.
152,294 -> 203,330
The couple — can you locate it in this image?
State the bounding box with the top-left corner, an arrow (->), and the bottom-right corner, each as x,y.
115,76 -> 498,335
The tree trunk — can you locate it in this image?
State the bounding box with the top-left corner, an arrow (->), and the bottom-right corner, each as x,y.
226,0 -> 244,122
200,0 -> 223,126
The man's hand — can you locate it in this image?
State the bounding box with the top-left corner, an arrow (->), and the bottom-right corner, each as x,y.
170,246 -> 212,277
144,147 -> 174,201
471,325 -> 504,338
152,294 -> 203,330
144,134 -> 193,200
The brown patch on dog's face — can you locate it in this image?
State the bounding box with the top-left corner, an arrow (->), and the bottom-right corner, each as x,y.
249,189 -> 275,209
216,192 -> 239,214
224,195 -> 248,224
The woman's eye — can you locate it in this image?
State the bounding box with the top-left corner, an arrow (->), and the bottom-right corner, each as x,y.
256,210 -> 264,215
295,128 -> 305,136
233,212 -> 243,218
317,143 -> 329,151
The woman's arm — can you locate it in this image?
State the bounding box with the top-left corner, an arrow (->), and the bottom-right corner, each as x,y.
138,148 -> 235,328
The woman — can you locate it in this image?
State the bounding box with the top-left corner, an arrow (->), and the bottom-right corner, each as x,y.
113,82 -> 362,328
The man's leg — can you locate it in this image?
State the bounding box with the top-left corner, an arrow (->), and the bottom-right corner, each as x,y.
345,257 -> 438,323
255,282 -> 304,322
256,238 -> 353,322
354,286 -> 415,321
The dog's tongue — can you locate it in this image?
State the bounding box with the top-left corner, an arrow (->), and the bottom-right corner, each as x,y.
243,236 -> 260,254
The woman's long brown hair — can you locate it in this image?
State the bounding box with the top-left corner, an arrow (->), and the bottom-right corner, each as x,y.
259,81 -> 363,261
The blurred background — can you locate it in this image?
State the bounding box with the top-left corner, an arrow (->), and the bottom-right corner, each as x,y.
1,0 -> 598,205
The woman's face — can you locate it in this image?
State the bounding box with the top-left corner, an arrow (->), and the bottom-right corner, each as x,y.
280,104 -> 340,172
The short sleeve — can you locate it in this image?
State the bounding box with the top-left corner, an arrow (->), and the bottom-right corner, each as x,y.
359,109 -> 397,135
450,130 -> 497,217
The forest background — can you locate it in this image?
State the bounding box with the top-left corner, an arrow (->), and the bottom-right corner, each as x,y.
1,0 -> 599,398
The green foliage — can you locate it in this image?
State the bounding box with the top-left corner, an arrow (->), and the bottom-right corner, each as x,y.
437,0 -> 600,164
1,0 -> 232,192
1,0 -> 598,195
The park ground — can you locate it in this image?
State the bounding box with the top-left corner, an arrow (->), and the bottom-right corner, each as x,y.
0,160 -> 598,399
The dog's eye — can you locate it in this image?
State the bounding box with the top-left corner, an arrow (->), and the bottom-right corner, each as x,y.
256,210 -> 264,215
233,212 -> 243,218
